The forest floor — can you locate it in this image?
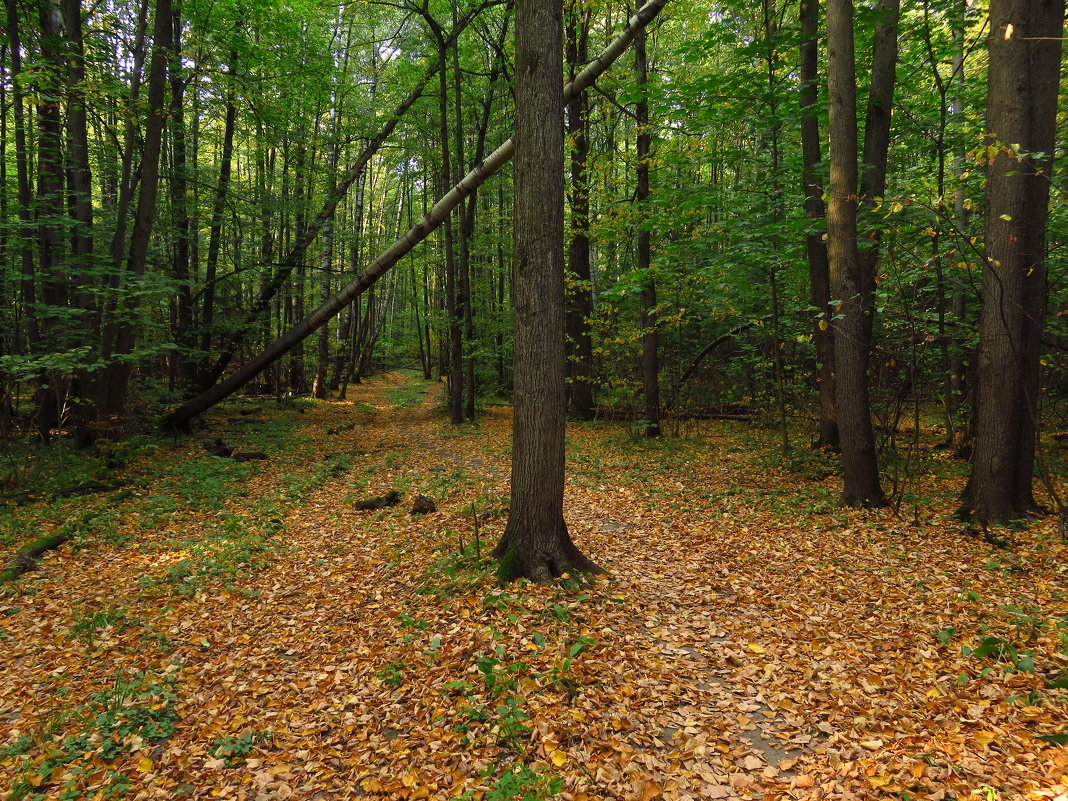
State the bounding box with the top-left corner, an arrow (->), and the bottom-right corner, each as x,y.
1,371 -> 1066,801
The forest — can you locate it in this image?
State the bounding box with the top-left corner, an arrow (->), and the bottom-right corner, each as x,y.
1,0 -> 1067,797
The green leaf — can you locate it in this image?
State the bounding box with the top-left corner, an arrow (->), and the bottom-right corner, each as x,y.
1036,731 -> 1068,746
1047,673 -> 1068,689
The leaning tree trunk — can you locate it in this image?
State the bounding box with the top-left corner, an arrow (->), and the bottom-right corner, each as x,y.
493,0 -> 604,583
963,0 -> 1062,524
205,5 -> 486,388
164,0 -> 671,429
826,0 -> 886,507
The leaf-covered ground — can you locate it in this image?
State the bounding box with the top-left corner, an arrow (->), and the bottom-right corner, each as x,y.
1,372 -> 1066,801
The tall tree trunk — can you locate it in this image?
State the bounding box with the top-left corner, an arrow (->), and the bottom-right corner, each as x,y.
799,0 -> 837,449
62,0 -> 93,305
100,0 -> 149,365
314,105 -> 341,399
565,6 -> 594,420
963,0 -> 1062,523
6,0 -> 39,350
198,50 -> 239,387
456,10 -> 510,419
494,0 -> 603,583
96,0 -> 172,423
635,0 -> 660,437
164,0 -> 670,428
34,0 -> 69,437
826,0 -> 886,507
947,3 -> 968,445
856,0 -> 900,341
167,0 -> 194,388
763,0 -> 789,457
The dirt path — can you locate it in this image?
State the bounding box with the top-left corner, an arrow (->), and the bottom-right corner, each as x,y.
1,373 -> 1065,800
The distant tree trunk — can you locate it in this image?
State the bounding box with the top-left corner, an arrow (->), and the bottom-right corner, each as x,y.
457,11 -> 509,419
62,0 -> 93,303
198,51 -> 239,388
450,12 -> 474,419
826,0 -> 886,507
856,0 -> 900,341
565,8 -> 594,420
34,0 -> 69,437
96,0 -> 172,422
635,0 -> 660,437
6,0 -> 38,350
315,9 -> 352,399
962,0 -> 1062,523
417,11 -> 464,424
167,0 -> 194,388
288,142 -> 314,395
763,0 -> 789,457
314,104 -> 341,399
799,0 -> 837,450
164,0 -> 669,429
494,0 -> 603,583
947,4 -> 968,445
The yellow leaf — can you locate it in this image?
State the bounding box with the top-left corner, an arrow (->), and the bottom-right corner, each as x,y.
974,731 -> 997,747
868,775 -> 891,788
550,749 -> 567,767
818,319 -> 828,331
747,643 -> 765,654
136,757 -> 153,773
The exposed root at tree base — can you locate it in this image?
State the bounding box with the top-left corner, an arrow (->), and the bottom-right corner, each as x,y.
493,522 -> 607,584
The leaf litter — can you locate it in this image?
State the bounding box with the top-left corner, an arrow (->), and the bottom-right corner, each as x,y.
0,372 -> 1065,800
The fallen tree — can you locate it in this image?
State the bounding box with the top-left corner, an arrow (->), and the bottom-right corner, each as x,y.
203,1 -> 502,387
165,0 -> 671,430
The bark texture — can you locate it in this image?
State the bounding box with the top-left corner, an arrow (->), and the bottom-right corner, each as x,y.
964,0 -> 1063,523
799,0 -> 837,450
826,0 -> 886,507
493,0 -> 603,583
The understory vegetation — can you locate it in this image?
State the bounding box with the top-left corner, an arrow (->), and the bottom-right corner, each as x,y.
1,374 -> 1065,800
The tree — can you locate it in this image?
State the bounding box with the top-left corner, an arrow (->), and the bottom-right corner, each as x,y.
492,0 -> 604,582
825,0 -> 887,507
165,0 -> 669,428
963,0 -> 1063,523
799,0 -> 837,450
565,5 -> 594,420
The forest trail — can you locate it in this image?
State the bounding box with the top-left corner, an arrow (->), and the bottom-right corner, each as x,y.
1,373 -> 1066,801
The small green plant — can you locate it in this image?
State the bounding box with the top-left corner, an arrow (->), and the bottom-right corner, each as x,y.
70,605 -> 130,646
208,731 -> 271,766
962,635 -> 1036,674
376,661 -> 406,688
935,627 -> 957,646
5,671 -> 178,800
460,763 -> 562,801
493,696 -> 531,748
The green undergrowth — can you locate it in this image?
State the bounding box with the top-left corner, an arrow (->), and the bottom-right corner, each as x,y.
387,532 -> 615,800
0,400 -> 317,589
3,669 -> 179,801
386,376 -> 433,409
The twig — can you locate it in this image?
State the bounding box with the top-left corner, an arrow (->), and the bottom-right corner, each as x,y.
472,501 -> 481,558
